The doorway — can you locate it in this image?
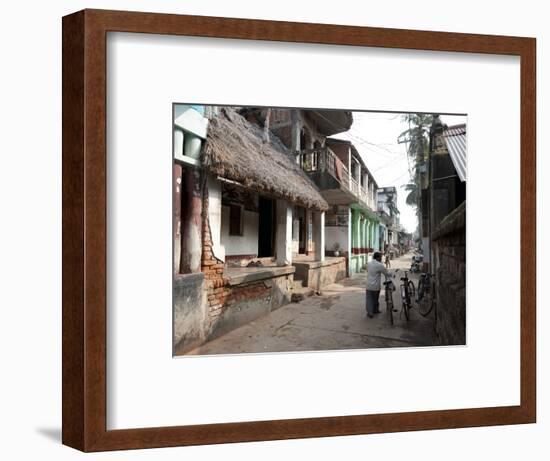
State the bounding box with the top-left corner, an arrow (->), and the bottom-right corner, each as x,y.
296,207 -> 307,254
258,197 -> 275,257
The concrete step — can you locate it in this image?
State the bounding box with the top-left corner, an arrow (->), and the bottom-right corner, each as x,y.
291,286 -> 314,303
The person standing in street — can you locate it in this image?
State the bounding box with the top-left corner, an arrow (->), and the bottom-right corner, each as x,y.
366,251 -> 388,318
384,246 -> 391,268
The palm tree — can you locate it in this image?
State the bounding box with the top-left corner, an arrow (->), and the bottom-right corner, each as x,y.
398,114 -> 434,237
398,113 -> 433,164
403,182 -> 418,207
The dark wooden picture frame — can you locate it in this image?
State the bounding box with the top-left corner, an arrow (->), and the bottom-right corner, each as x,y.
62,9 -> 536,452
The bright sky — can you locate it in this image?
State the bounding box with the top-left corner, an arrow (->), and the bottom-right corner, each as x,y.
333,112 -> 466,234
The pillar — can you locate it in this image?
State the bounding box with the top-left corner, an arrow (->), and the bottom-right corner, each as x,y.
365,218 -> 370,263
355,214 -> 360,252
353,215 -> 363,252
181,167 -> 202,273
364,218 -> 368,251
276,200 -> 293,266
361,215 -> 368,252
363,217 -> 366,247
369,219 -> 374,249
363,217 -> 368,250
313,211 -> 325,262
173,164 -> 182,275
362,215 -> 368,266
346,206 -> 353,277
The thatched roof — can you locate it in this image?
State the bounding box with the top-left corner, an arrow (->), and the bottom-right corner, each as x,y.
202,108 -> 329,211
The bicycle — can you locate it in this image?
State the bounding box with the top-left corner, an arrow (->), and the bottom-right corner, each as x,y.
416,272 -> 436,317
399,270 -> 415,321
383,270 -> 399,325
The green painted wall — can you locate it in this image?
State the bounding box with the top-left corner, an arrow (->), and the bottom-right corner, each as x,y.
349,208 -> 380,274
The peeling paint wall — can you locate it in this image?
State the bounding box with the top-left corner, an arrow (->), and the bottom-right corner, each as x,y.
173,273 -> 207,353
325,226 -> 349,253
208,274 -> 294,341
292,258 -> 347,291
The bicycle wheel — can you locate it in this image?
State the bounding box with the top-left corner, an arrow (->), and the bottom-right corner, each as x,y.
400,285 -> 410,321
408,281 -> 416,303
418,295 -> 435,317
417,277 -> 425,302
386,294 -> 394,325
418,278 -> 435,316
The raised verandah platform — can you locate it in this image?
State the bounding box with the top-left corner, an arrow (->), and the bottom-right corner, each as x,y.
223,254 -> 346,292
291,255 -> 347,291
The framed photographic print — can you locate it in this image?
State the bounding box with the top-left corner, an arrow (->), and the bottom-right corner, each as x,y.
62,9 -> 536,451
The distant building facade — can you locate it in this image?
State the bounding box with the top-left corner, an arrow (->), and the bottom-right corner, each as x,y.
377,186 -> 401,252
319,138 -> 380,274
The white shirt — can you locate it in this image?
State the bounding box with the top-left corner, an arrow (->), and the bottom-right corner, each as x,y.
366,259 -> 388,291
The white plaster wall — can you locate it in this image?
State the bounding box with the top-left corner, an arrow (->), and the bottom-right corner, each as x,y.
207,176 -> 225,261
292,218 -> 300,254
221,206 -> 259,256
276,200 -> 293,265
313,212 -> 325,260
325,226 -> 349,253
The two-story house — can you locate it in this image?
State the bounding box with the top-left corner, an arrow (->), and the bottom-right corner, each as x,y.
377,186 -> 400,253
239,107 -> 352,287
299,135 -> 380,275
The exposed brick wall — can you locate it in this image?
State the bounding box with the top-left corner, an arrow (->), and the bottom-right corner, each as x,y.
227,282 -> 270,306
433,203 -> 466,345
173,177 -> 296,355
201,184 -> 230,325
201,180 -> 275,330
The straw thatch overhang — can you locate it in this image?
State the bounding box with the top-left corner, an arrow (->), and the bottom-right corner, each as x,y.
202,108 -> 329,212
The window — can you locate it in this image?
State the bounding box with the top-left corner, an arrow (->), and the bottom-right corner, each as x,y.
229,204 -> 243,236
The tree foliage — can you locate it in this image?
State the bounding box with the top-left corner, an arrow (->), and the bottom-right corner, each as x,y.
398,113 -> 433,164
398,114 -> 433,233
403,182 -> 418,207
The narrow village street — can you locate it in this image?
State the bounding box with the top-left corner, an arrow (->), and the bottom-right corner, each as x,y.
188,252 -> 435,355
173,106 -> 466,354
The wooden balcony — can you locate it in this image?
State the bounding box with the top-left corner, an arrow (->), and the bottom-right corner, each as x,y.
299,147 -> 375,212
299,146 -> 350,188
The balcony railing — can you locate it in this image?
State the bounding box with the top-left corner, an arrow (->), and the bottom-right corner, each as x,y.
299,146 -> 350,190
350,177 -> 360,196
299,147 -> 376,212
